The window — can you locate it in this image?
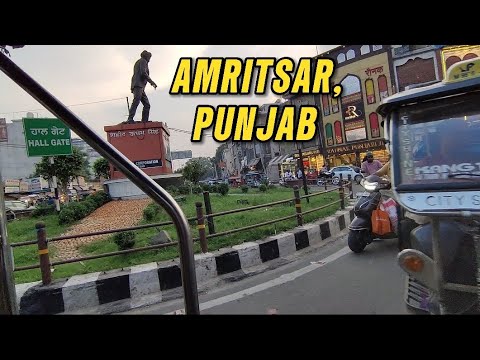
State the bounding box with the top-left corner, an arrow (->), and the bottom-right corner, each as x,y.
372,45 -> 383,51
334,121 -> 343,144
463,53 -> 478,61
337,53 -> 346,64
346,49 -> 355,60
360,45 -> 370,55
322,94 -> 330,116
365,79 -> 376,104
325,123 -> 334,146
445,55 -> 461,70
331,95 -> 339,113
340,75 -> 361,96
378,75 -> 389,100
369,112 -> 380,138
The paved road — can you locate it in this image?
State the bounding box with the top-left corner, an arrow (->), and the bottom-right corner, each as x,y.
122,230 -> 410,315
120,181 -> 411,315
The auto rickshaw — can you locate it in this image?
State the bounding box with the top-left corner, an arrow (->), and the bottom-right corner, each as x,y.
377,58 -> 480,315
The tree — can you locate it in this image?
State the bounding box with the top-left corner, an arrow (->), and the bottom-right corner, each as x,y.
93,158 -> 110,180
181,158 -> 210,184
34,146 -> 89,196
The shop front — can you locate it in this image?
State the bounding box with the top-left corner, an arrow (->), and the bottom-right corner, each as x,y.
325,139 -> 388,167
292,149 -> 326,179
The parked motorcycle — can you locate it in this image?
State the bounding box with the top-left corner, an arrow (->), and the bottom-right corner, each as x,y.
347,174 -> 398,253
316,169 -> 334,186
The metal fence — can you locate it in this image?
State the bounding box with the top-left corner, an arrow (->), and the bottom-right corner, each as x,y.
11,176 -> 354,286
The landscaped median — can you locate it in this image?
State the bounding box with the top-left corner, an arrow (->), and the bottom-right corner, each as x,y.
9,183 -> 355,314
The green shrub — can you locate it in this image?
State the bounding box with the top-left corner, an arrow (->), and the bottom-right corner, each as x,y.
192,185 -> 203,194
217,183 -> 229,196
113,231 -> 136,251
89,190 -> 111,207
151,203 -> 161,213
165,185 -> 178,195
201,183 -> 212,192
178,184 -> 191,195
81,200 -> 96,215
32,204 -> 55,218
259,184 -> 267,192
143,202 -> 161,221
241,185 -> 249,193
69,202 -> 89,220
143,206 -> 156,221
58,207 -> 76,225
268,184 -> 276,190
210,184 -> 219,193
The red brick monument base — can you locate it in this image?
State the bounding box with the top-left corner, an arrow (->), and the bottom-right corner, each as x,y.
104,121 -> 172,180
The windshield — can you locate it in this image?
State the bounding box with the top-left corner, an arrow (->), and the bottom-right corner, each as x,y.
395,91 -> 480,187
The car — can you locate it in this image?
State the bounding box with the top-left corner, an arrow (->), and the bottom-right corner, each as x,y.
329,165 -> 364,185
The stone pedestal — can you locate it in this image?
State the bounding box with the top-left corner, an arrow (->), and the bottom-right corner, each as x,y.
104,121 -> 172,180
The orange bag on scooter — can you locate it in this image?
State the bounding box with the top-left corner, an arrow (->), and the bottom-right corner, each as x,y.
371,204 -> 392,235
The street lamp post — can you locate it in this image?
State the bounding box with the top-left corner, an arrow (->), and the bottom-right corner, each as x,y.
297,145 -> 310,203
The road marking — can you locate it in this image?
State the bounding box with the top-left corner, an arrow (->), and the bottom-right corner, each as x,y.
169,245 -> 351,314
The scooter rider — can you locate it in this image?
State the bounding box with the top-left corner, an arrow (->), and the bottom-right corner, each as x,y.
361,151 -> 383,176
374,129 -> 429,250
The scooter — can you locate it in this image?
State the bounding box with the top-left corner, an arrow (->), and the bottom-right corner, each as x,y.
316,169 -> 334,186
347,174 -> 397,253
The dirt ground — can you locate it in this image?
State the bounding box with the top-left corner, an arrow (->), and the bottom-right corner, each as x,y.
51,198 -> 151,260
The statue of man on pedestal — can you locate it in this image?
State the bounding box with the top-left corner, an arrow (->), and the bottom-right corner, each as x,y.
125,50 -> 157,124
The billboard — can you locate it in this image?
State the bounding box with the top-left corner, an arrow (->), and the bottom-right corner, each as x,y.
170,150 -> 193,160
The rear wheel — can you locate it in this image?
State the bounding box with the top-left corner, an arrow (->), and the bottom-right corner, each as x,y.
348,230 -> 367,253
332,177 -> 340,186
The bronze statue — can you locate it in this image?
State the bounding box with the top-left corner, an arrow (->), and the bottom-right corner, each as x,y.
125,50 -> 157,123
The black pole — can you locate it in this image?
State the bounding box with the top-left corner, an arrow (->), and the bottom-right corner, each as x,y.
298,147 -> 309,203
0,170 -> 18,314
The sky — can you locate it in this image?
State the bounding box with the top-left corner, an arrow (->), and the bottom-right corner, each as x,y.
0,45 -> 338,158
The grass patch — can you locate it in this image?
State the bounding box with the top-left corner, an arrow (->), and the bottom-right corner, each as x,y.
11,186 -> 343,283
7,213 -> 73,284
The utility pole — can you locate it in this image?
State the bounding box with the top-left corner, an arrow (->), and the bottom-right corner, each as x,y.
0,169 -> 19,314
49,157 -> 61,212
298,147 -> 309,203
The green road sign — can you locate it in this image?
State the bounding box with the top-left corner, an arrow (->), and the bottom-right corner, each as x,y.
23,118 -> 72,157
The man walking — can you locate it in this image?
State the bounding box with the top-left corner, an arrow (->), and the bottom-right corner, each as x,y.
126,50 -> 157,123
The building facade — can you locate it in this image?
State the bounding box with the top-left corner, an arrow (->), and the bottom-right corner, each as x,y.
282,94 -> 324,178
0,119 -> 41,180
223,45 -> 476,180
70,138 -> 103,179
440,45 -> 480,77
222,102 -> 298,181
317,45 -> 394,167
391,45 -> 443,91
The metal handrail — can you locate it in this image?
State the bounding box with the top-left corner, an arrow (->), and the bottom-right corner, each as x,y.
0,52 -> 200,314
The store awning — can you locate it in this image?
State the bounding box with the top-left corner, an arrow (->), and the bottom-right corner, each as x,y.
248,158 -> 261,167
268,154 -> 290,167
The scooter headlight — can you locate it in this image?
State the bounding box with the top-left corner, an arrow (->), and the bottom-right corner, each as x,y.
363,181 -> 378,191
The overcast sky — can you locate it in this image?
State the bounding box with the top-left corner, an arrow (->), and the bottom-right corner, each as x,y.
0,45 -> 337,157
